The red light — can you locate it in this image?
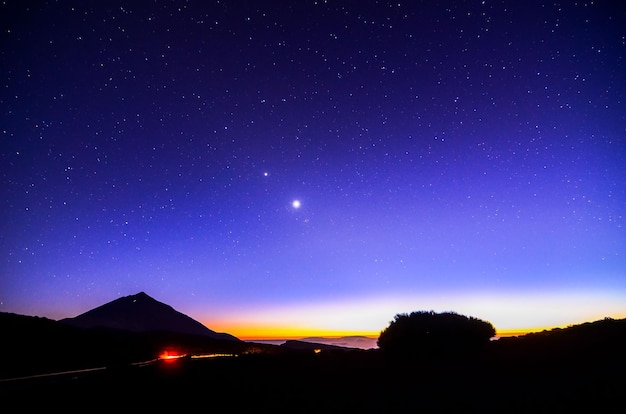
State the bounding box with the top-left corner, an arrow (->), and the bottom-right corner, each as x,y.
159,349 -> 185,362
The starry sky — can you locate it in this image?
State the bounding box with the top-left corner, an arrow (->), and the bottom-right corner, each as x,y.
1,1 -> 625,339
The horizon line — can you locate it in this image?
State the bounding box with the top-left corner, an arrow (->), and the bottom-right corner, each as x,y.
233,326 -> 578,341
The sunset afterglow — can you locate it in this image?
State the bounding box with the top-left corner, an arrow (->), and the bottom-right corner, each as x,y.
200,289 -> 626,340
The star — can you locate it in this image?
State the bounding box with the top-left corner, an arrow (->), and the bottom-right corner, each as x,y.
292,200 -> 301,209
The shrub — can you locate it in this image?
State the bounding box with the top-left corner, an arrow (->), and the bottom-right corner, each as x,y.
377,311 -> 496,357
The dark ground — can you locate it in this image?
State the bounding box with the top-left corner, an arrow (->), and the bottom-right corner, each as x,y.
1,316 -> 625,413
1,345 -> 624,413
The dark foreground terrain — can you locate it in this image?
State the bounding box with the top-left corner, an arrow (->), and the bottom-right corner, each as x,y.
1,316 -> 625,413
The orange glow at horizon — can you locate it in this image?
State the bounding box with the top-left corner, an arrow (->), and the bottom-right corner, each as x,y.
205,325 -> 553,341
496,329 -> 542,337
202,321 -> 381,341
223,326 -> 545,341
223,326 -> 579,341
203,318 -> 626,341
197,292 -> 626,341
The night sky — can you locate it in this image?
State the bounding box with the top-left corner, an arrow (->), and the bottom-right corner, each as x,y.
1,1 -> 625,339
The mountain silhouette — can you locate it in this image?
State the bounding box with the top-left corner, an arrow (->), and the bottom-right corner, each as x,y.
60,292 -> 239,341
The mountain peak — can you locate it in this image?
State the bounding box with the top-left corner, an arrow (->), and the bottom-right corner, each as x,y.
60,292 -> 239,342
122,291 -> 155,302
122,291 -> 165,306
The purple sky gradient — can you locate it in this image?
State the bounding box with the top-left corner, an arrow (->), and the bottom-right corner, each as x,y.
1,1 -> 624,337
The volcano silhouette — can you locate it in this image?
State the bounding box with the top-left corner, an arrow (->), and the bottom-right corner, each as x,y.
61,292 -> 239,341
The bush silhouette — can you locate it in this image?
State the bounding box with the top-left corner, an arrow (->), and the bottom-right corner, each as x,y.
377,311 -> 496,357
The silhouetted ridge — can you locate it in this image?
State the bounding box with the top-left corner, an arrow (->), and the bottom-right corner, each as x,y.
60,292 -> 239,341
300,335 -> 378,349
495,316 -> 626,358
281,339 -> 360,352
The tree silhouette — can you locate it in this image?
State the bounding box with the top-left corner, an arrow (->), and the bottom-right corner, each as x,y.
377,311 -> 496,357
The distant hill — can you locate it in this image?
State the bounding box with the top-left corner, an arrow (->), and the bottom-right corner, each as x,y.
299,335 -> 378,350
494,316 -> 626,359
280,339 -> 361,352
0,311 -> 144,377
60,292 -> 239,342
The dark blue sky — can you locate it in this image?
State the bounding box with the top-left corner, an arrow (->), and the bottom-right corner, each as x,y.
1,1 -> 625,338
